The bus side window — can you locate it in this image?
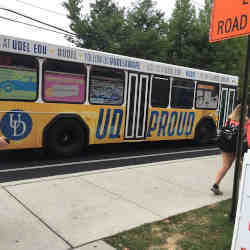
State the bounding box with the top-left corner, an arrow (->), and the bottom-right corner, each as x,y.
0,52 -> 38,101
151,76 -> 170,108
43,59 -> 86,103
89,66 -> 125,105
171,78 -> 195,109
195,82 -> 219,109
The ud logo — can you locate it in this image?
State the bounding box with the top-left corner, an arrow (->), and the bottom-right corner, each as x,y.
0,110 -> 32,140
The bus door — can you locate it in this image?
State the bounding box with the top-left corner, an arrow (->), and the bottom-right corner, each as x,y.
218,87 -> 236,129
125,73 -> 149,139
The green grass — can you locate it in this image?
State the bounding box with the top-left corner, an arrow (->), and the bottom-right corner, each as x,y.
105,199 -> 235,250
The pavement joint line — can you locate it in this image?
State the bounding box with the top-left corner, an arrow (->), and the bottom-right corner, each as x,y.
1,154 -> 219,188
1,186 -> 74,249
81,173 -> 230,215
77,177 -> 231,240
80,177 -> 168,219
156,176 -> 217,195
0,147 -> 219,174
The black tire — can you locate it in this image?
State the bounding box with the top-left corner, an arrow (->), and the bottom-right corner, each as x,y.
195,120 -> 217,145
45,119 -> 86,157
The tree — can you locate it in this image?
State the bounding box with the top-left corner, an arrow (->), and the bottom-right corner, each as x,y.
196,0 -> 245,76
166,0 -> 245,77
63,0 -> 169,59
63,0 -> 126,53
121,0 -> 168,60
166,0 -> 199,67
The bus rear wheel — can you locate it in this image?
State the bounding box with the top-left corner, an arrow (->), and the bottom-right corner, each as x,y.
195,120 -> 217,145
45,119 -> 85,157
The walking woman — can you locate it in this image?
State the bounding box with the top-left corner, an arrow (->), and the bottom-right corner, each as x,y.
211,104 -> 248,195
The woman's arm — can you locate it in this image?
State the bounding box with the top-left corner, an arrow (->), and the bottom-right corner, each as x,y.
0,137 -> 9,147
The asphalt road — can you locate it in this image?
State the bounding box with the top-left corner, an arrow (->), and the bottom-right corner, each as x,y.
0,140 -> 220,183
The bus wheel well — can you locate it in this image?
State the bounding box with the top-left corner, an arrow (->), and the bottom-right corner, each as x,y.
43,115 -> 89,156
195,117 -> 217,145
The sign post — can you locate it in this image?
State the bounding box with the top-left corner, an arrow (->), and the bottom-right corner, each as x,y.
210,0 -> 250,221
230,35 -> 250,221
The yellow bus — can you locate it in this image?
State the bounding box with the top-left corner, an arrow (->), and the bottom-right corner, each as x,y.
0,35 -> 238,156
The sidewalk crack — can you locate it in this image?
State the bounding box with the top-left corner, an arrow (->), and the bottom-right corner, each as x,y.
82,178 -> 163,218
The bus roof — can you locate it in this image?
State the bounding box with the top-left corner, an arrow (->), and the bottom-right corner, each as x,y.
0,34 -> 238,86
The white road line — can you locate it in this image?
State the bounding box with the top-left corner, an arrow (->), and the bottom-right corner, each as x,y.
0,147 -> 218,173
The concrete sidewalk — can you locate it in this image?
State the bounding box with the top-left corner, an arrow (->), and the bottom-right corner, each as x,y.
0,155 -> 233,250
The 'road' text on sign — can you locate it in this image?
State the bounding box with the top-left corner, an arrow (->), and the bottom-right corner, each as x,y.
210,0 -> 250,42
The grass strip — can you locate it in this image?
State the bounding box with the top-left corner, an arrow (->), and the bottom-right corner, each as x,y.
105,199 -> 234,250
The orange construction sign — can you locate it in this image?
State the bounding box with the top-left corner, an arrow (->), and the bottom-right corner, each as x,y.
210,0 -> 250,42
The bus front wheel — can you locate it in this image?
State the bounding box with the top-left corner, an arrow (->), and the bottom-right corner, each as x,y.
45,119 -> 86,157
195,120 -> 217,145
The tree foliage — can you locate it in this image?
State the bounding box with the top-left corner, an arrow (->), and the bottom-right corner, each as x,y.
63,0 -> 126,52
166,0 -> 198,67
121,0 -> 168,60
196,0 -> 245,76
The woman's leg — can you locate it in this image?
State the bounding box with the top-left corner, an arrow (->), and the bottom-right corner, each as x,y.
215,151 -> 235,185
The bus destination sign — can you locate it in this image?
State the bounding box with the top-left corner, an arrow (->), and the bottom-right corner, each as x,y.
210,0 -> 250,42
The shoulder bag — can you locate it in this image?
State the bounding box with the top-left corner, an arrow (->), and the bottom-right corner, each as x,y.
217,122 -> 239,152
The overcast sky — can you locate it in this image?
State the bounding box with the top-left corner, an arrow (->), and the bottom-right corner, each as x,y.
0,0 -> 204,46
